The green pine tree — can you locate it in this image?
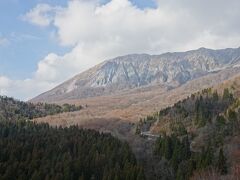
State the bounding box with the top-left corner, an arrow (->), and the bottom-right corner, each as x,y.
217,148 -> 227,175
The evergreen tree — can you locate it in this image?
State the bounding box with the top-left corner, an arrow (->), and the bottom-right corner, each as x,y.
216,115 -> 226,129
0,120 -> 145,180
223,88 -> 230,100
136,168 -> 145,180
217,148 -> 227,175
135,125 -> 141,135
212,90 -> 219,102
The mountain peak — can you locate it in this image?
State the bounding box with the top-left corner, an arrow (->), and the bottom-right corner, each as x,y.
31,47 -> 240,103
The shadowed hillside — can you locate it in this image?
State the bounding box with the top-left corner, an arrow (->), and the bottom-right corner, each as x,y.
0,96 -> 144,180
0,96 -> 82,121
137,87 -> 240,179
0,120 -> 145,180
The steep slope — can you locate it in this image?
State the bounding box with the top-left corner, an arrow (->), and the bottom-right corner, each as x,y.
34,67 -> 240,129
31,47 -> 240,103
137,85 -> 240,179
139,71 -> 240,136
31,49 -> 240,180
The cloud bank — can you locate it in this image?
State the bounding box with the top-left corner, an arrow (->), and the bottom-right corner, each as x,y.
2,0 -> 240,100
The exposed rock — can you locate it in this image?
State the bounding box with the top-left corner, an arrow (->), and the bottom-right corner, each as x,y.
31,47 -> 240,103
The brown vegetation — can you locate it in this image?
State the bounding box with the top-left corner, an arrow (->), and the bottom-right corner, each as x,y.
35,69 -> 240,132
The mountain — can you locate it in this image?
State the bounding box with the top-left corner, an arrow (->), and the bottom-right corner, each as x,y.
29,48 -> 240,179
31,47 -> 240,103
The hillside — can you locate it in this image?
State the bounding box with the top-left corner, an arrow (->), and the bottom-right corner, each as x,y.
137,87 -> 240,179
33,67 -> 240,130
0,96 -> 144,180
2,80 -> 240,180
31,47 -> 240,103
0,120 -> 144,180
32,69 -> 240,180
31,47 -> 240,134
29,47 -> 240,180
0,96 -> 82,121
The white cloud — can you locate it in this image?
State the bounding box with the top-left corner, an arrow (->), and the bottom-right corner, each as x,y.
0,78 -> 57,100
2,0 -> 240,100
22,4 -> 58,27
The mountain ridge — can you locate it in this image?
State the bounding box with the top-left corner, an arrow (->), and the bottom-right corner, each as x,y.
31,47 -> 240,103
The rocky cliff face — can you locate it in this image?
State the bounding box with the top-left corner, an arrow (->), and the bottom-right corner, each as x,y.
31,47 -> 240,102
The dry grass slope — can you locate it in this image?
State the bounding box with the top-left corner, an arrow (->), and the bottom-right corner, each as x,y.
34,67 -> 240,135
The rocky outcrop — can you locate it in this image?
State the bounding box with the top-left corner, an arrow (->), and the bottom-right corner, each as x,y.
31,47 -> 240,102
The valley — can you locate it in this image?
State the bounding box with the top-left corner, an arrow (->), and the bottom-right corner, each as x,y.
2,1 -> 240,179
2,47 -> 240,179
30,48 -> 240,179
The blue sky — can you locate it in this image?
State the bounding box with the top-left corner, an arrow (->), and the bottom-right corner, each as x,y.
0,0 -> 156,80
0,0 -> 67,79
0,0 -> 239,100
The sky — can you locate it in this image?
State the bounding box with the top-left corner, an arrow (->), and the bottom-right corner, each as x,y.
0,0 -> 240,100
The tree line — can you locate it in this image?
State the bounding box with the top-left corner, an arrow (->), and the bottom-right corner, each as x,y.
0,120 -> 145,180
138,88 -> 240,179
0,96 -> 83,121
0,95 -> 145,179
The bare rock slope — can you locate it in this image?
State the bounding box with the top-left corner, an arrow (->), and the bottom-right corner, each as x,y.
32,47 -> 240,103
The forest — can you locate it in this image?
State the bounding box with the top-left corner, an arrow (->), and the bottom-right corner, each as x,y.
1,88 -> 240,179
0,120 -> 144,180
0,96 -> 83,120
137,88 -> 240,179
0,96 -> 145,180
